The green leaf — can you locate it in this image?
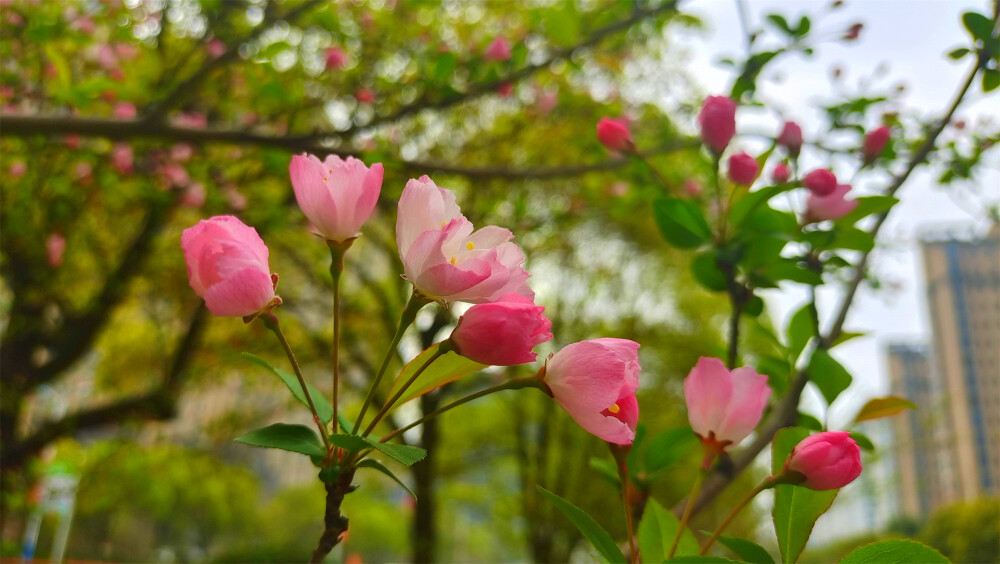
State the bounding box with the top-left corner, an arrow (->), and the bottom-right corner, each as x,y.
772,427 -> 839,564
745,295 -> 764,317
717,536 -> 775,564
983,69 -> 1000,93
654,197 -> 712,249
807,349 -> 853,405
692,252 -> 728,292
830,331 -> 866,348
835,196 -> 899,225
730,186 -> 791,228
645,427 -> 699,475
667,557 -> 741,563
852,396 -> 917,424
588,457 -> 622,488
786,303 -> 816,361
797,412 -> 823,431
839,539 -> 948,563
742,235 -> 787,269
763,260 -> 823,286
757,355 -> 790,395
947,47 -> 970,60
545,2 -> 582,48
795,16 -> 811,37
365,438 -> 427,466
765,14 -> 793,36
850,431 -> 875,451
387,343 -> 486,407
337,412 -> 354,434
639,499 -> 700,562
962,11 -> 994,42
235,423 -> 325,457
537,486 -> 626,564
831,227 -> 875,252
243,353 -> 334,424
357,458 -> 417,498
328,433 -> 369,453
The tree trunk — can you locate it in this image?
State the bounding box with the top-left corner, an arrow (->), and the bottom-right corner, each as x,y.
411,390 -> 440,563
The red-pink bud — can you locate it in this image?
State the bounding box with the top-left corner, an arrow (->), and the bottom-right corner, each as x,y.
46,233 -> 66,268
784,431 -> 862,490
482,36 -> 512,62
683,179 -> 702,197
778,121 -> 803,157
596,117 -> 633,152
451,293 -> 552,366
356,88 -> 376,104
111,143 -> 133,175
727,152 -> 759,186
863,126 -> 890,163
8,160 -> 27,178
698,96 -> 737,154
113,103 -> 137,120
207,38 -> 226,59
773,163 -> 790,184
497,82 -> 514,98
325,47 -> 348,71
803,169 -> 837,196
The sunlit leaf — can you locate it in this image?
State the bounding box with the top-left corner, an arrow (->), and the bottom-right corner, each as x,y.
839,539 -> 948,563
852,396 -> 917,424
386,342 -> 486,407
537,486 -> 625,564
638,499 -> 699,562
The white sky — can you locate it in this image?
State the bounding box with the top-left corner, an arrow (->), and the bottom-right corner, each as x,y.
676,0 -> 998,428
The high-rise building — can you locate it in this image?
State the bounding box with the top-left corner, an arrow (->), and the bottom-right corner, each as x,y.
890,223 -> 999,520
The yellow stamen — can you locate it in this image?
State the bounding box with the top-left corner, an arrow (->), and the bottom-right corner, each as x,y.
450,257 -> 457,265
466,241 -> 475,250
441,221 -> 448,228
608,403 -> 620,414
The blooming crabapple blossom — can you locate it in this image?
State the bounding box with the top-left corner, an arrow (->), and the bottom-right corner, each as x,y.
483,36 -> 512,61
684,357 -> 771,452
450,293 -> 552,366
47,233 -> 66,268
289,154 -> 383,242
543,339 -> 641,445
806,184 -> 858,222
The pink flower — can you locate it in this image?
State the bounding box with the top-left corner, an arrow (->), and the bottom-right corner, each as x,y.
806,184 -> 857,222
778,121 -> 803,157
181,183 -> 206,208
46,233 -> 66,268
170,143 -> 194,163
64,135 -> 81,149
596,117 -> 633,153
483,36 -> 512,62
543,339 -> 641,445
684,357 -> 771,450
773,163 -> 790,183
159,163 -> 189,188
70,16 -> 95,34
115,43 -> 139,61
74,162 -> 93,182
497,82 -> 514,97
289,154 -> 383,242
207,38 -> 226,59
863,126 -> 890,163
356,88 -> 375,104
181,216 -> 278,317
173,113 -> 207,129
450,293 -> 552,366
325,47 -> 348,70
803,168 -> 837,196
97,44 -> 117,69
396,176 -> 532,304
111,143 -> 133,175
113,103 -> 136,119
784,431 -> 862,490
8,160 -> 27,178
535,88 -> 558,114
727,152 -> 758,186
698,96 -> 737,154
683,179 -> 702,196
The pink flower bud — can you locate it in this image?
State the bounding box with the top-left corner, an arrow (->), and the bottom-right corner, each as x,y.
181,215 -> 277,317
596,117 -> 633,153
111,143 -> 133,175
113,103 -> 136,120
97,44 -> 117,69
325,47 -> 348,71
535,88 -> 558,114
778,121 -> 803,157
8,160 -> 27,178
181,183 -> 206,208
543,339 -> 641,445
727,152 -> 759,186
159,163 -> 189,189
803,169 -> 837,196
356,88 -> 375,104
74,162 -> 93,182
805,184 -> 857,222
483,36 -> 512,62
396,176 -> 532,304
46,233 -> 66,268
497,82 -> 514,97
773,163 -> 790,183
289,153 -> 383,242
71,16 -> 95,34
207,38 -> 226,59
451,293 -> 552,366
863,126 -> 890,163
698,96 -> 737,154
684,357 -> 771,451
64,135 -> 81,149
170,143 -> 194,163
683,179 -> 702,196
784,431 -> 862,490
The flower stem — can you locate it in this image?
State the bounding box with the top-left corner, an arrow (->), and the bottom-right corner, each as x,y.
669,467 -> 707,559
261,313 -> 331,452
361,346 -> 447,437
619,464 -> 638,564
699,476 -> 775,555
380,374 -> 542,443
353,289 -> 429,433
327,239 -> 352,434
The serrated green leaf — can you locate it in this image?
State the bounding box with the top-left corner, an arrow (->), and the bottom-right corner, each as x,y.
654,197 -> 712,249
337,412 -> 354,434
243,353 -> 333,424
772,427 -> 839,564
537,486 -> 625,564
235,423 -> 325,457
639,498 -> 700,562
645,427 -> 699,475
718,536 -> 775,564
807,349 -> 853,405
329,433 -> 369,453
667,557 -> 741,563
852,396 -> 917,424
357,458 -> 417,498
387,343 -> 486,408
365,438 -> 427,466
839,539 -> 948,563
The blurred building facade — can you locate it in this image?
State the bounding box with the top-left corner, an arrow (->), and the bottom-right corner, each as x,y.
889,223 -> 1000,520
